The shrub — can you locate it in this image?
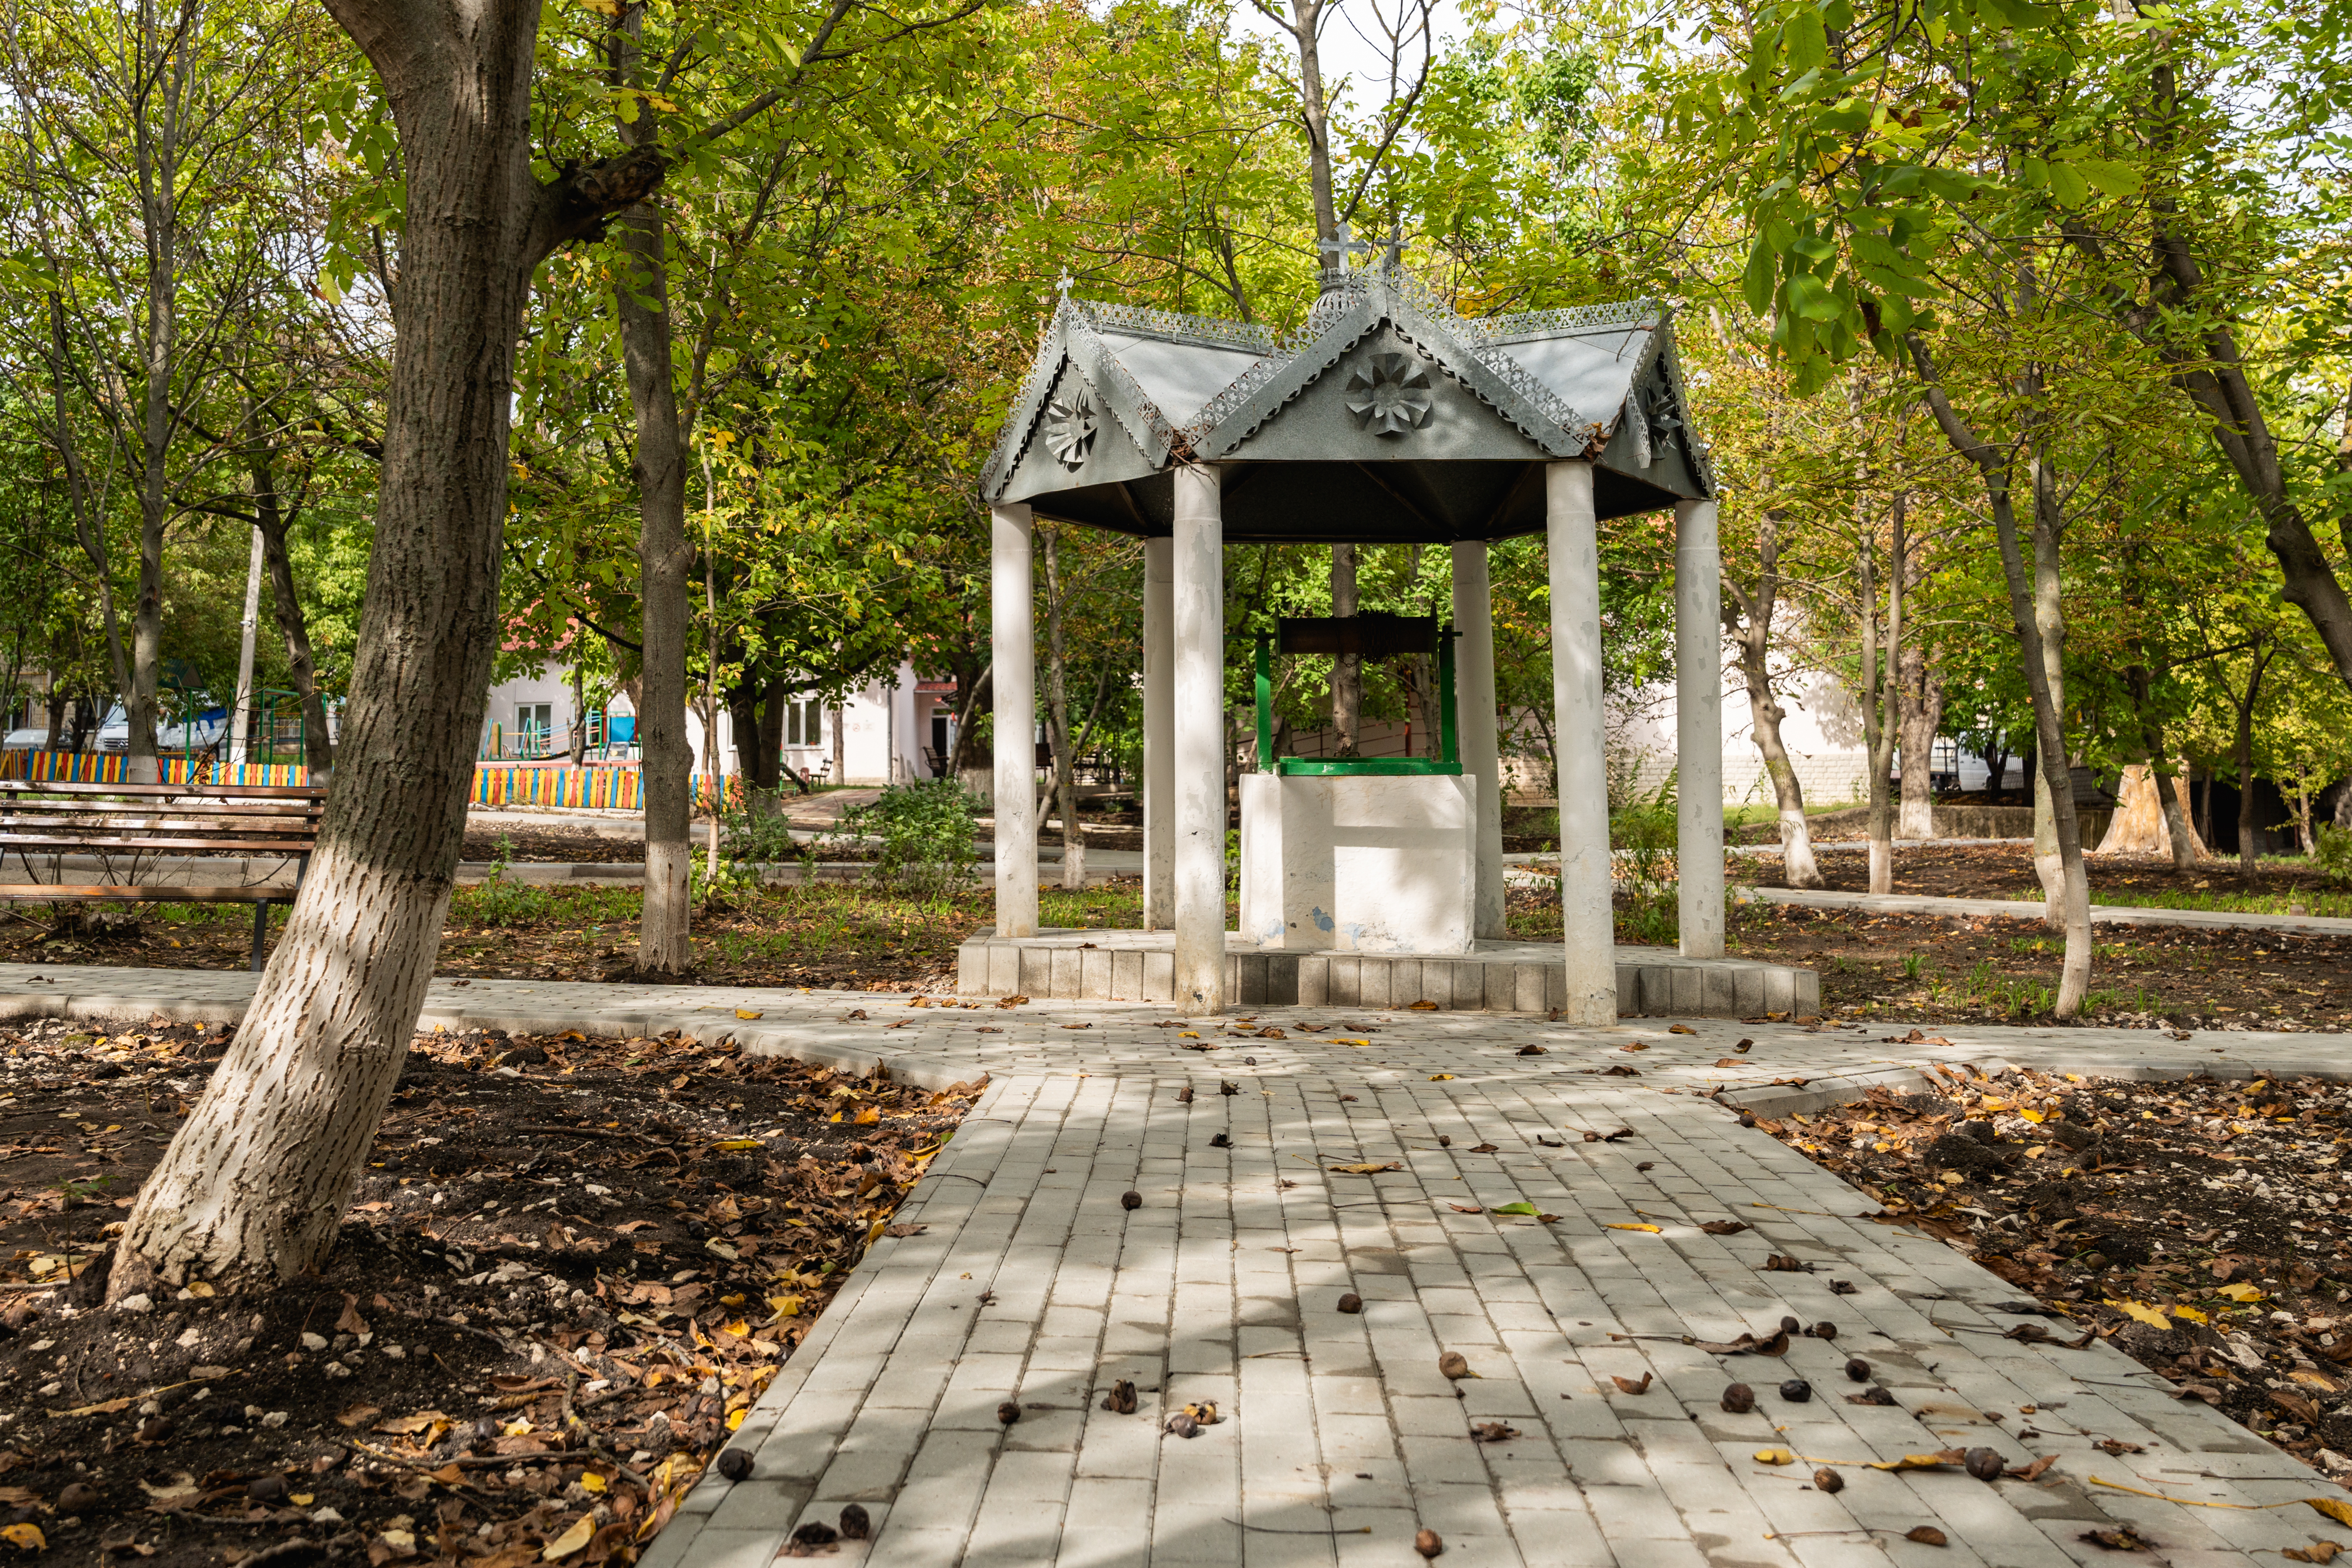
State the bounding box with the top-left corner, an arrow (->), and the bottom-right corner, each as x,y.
844,778 -> 978,898
2314,824 -> 2352,888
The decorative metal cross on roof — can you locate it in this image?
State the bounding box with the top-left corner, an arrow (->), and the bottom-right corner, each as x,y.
1315,223 -> 1372,273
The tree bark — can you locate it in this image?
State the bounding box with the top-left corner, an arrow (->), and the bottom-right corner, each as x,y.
1722,516 -> 1823,888
1331,542 -> 1359,752
1895,638 -> 1942,840
1907,335 -> 2092,1015
1860,497 -> 1902,895
105,0 -> 676,1299
246,429 -> 334,774
610,11 -> 694,973
111,0 -> 553,1296
2233,639 -> 2274,877
1041,527 -> 1083,890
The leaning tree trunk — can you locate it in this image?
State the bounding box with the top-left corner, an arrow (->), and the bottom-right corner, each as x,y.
109,0 -> 550,1297
250,446 -> 335,774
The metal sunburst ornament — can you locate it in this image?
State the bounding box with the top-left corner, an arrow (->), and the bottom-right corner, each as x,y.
1043,387 -> 1098,470
1344,353 -> 1435,437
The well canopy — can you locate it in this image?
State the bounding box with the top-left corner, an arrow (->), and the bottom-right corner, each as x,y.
979,266 -> 1714,544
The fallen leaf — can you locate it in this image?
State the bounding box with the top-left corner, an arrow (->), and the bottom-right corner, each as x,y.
2217,1282 -> 2266,1303
1428,1074 -> 1456,1081
1448,1203 -> 1483,1214
1762,1255 -> 1814,1272
1713,1058 -> 1746,1068
2112,1300 -> 2172,1329
2310,1500 -> 2352,1530
1906,1527 -> 1949,1547
1668,1025 -> 1696,1035
2080,1528 -> 2152,1552
1870,1451 -> 1968,1472
1329,1163 -> 1404,1175
1753,1448 -> 1795,1466
2284,1544 -> 2345,1563
2,1524 -> 44,1552
1606,1222 -> 1661,1233
1466,1143 -> 1498,1154
1469,1422 -> 1519,1443
374,1411 -> 451,1435
734,1009 -> 763,1020
1491,1202 -> 1542,1217
1408,1000 -> 1439,1011
1611,1372 -> 1653,1395
542,1516 -> 595,1560
1698,1220 -> 1750,1235
335,1404 -> 383,1429
2007,1455 -> 2059,1482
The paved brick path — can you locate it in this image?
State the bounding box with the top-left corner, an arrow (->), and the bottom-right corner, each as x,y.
2,964 -> 2343,1568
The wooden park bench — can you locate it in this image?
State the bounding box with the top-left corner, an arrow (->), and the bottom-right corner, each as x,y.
0,779 -> 325,970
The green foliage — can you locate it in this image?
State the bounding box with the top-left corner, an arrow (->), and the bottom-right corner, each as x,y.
453,838 -> 552,927
843,779 -> 978,898
2316,825 -> 2352,889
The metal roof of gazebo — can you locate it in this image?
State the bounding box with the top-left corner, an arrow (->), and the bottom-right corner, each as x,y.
979,266 -> 1713,543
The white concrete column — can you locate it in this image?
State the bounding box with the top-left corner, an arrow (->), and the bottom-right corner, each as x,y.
1143,536 -> 1175,931
1675,497 -> 1726,959
1546,462 -> 1615,1025
1172,464 -> 1225,1015
1451,541 -> 1506,940
991,504 -> 1038,937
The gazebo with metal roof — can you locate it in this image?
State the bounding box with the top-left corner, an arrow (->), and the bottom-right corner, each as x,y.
976,257 -> 1727,1019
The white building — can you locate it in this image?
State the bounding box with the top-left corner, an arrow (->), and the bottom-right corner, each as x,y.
481,661 -> 958,788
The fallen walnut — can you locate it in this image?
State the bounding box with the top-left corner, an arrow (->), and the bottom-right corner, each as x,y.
1416,1527 -> 1445,1559
1813,1467 -> 1844,1494
1439,1352 -> 1473,1380
717,1449 -> 754,1482
1121,1190 -> 1142,1209
998,1401 -> 1022,1425
1101,1380 -> 1138,1415
837,1503 -> 871,1541
1337,1293 -> 1363,1314
1720,1383 -> 1755,1414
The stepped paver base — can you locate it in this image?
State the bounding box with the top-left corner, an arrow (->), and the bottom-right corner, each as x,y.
1745,884 -> 2352,938
957,929 -> 1819,1017
0,962 -> 2339,1568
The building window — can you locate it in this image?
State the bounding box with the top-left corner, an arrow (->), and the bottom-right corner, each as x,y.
786,700 -> 824,748
516,703 -> 553,757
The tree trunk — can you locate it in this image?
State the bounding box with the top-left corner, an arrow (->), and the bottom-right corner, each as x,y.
110,0 -> 556,1297
1909,336 -> 2092,1015
2234,641 -> 2273,877
248,437 -> 334,774
1895,639 -> 1942,840
612,15 -> 694,973
1725,509 -> 1822,888
2161,761 -> 2200,867
1331,542 -> 1359,753
1041,529 -> 1083,890
1860,500 -> 1901,895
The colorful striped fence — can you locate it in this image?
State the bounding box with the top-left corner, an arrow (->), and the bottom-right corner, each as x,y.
467,762 -> 740,813
0,752 -> 310,787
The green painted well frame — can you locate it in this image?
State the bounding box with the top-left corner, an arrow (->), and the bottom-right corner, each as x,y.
1253,623 -> 1460,777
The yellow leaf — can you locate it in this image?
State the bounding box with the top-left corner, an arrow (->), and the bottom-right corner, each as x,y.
711,1139 -> 760,1152
728,1407 -> 746,1430
2110,1300 -> 2171,1329
855,1106 -> 881,1124
735,1009 -> 764,1019
1334,1038 -> 1372,1047
1429,1074 -> 1456,1081
579,1473 -> 608,1493
2218,1283 -> 2266,1303
502,1417 -> 534,1437
291,1494 -> 315,1506
2171,1306 -> 2209,1325
2292,1372 -> 2339,1390
1754,1448 -> 1795,1465
2311,1499 -> 2352,1530
829,1111 -> 842,1123
578,0 -> 620,14
1868,1451 -> 1968,1472
1178,1031 -> 1198,1038
2019,1109 -> 2045,1124
767,1295 -> 803,1319
1606,1222 -> 1662,1233
2,1523 -> 45,1550
542,1516 -> 596,1560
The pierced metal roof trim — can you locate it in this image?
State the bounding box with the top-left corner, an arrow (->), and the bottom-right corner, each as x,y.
978,266 -> 1713,516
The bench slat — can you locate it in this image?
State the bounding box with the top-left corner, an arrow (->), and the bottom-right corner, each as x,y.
0,884 -> 294,902
0,780 -> 323,800
0,835 -> 318,854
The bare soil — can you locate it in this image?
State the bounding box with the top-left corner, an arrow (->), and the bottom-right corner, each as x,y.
0,1015 -> 980,1566
1759,1064 -> 2352,1487
1747,841 -> 2342,905
1729,903 -> 2352,1030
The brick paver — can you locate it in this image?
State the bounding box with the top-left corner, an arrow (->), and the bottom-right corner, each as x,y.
2,962 -> 2342,1568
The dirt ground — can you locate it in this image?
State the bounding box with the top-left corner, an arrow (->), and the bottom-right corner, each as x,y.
461,827 -> 643,866
1759,1064 -> 2352,1487
1747,841 -> 2343,905
0,1015 -> 980,1566
1729,902 -> 2352,1030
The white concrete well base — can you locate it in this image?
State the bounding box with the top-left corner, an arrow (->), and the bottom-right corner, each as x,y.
954,928 -> 1818,1017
